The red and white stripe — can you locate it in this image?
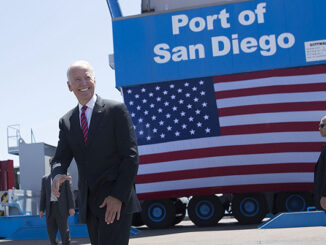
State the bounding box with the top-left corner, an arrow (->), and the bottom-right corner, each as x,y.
135,65 -> 326,200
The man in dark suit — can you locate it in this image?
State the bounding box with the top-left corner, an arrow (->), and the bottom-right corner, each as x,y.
51,60 -> 141,245
40,161 -> 75,245
314,116 -> 326,210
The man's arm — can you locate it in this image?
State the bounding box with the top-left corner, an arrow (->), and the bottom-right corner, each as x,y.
100,103 -> 139,224
110,103 -> 139,203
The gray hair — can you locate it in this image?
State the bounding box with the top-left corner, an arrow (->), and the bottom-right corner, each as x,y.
67,60 -> 95,83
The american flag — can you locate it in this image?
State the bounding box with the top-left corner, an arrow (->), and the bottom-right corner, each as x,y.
123,65 -> 326,200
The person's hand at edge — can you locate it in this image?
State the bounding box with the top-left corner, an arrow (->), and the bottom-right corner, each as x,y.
39,211 -> 44,219
99,196 -> 122,224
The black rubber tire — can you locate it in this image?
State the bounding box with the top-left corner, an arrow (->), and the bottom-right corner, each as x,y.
232,193 -> 267,225
141,199 -> 176,229
188,195 -> 224,227
174,199 -> 186,225
132,212 -> 144,227
275,192 -> 312,213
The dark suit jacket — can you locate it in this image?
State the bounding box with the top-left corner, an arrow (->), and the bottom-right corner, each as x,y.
40,175 -> 75,218
314,143 -> 326,210
51,96 -> 141,223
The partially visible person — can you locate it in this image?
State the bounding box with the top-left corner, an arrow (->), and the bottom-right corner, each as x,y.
40,158 -> 75,245
314,116 -> 326,210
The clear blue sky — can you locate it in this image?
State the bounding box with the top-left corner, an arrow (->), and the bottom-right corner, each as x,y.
0,1 -> 140,166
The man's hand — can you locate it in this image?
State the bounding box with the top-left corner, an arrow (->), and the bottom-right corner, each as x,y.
99,196 -> 122,224
51,174 -> 71,198
69,208 -> 75,216
39,211 -> 44,219
320,196 -> 326,210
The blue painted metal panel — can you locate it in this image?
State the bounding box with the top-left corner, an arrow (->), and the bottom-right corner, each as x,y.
130,227 -> 141,236
6,226 -> 49,240
0,215 -> 41,238
112,0 -> 326,87
0,214 -> 140,240
259,211 -> 326,229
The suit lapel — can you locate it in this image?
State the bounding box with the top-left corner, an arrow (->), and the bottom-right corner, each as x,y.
86,96 -> 105,147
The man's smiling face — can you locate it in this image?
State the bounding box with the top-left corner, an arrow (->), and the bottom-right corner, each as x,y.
67,64 -> 96,105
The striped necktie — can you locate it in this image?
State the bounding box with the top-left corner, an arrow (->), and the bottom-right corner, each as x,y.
81,105 -> 88,144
